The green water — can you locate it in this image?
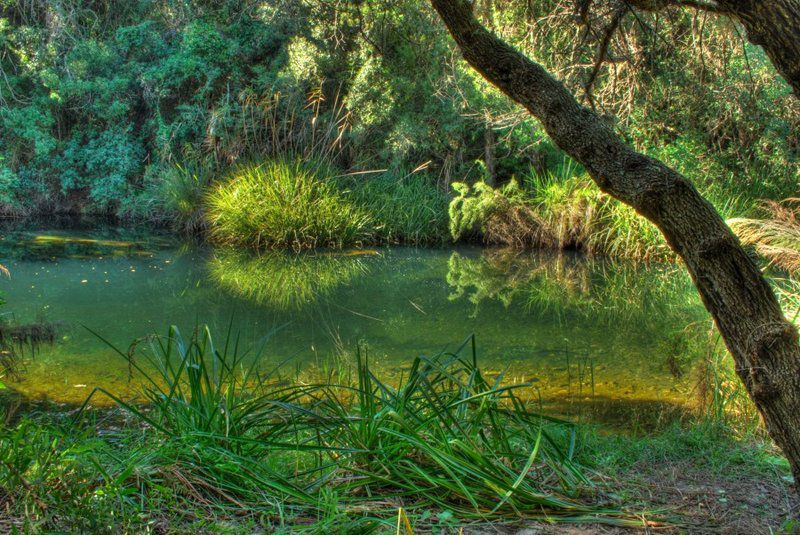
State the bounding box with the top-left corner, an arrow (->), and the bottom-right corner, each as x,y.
0,225 -> 710,425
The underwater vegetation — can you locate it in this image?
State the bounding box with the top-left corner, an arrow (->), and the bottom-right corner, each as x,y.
0,321 -> 61,386
0,263 -> 61,386
0,231 -> 172,262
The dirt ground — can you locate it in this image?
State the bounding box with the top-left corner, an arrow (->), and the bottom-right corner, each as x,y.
504,460 -> 798,534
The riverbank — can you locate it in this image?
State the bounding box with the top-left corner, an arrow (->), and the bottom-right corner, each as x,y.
1,425 -> 792,534
0,159 -> 789,268
0,340 -> 794,533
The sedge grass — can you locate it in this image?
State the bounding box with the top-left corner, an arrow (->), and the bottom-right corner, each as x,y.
728,198 -> 800,274
342,170 -> 450,245
69,326 -> 642,528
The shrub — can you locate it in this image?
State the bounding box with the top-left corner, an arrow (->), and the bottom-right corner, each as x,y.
206,159 -> 371,250
449,180 -> 552,248
449,172 -> 669,260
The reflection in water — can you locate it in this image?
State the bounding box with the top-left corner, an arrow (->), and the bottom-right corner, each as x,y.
0,228 -> 172,262
446,249 -> 711,382
0,229 -> 711,426
447,249 -> 700,329
208,248 -> 371,310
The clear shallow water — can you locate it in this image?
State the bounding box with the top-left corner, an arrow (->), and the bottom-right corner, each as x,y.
0,225 -> 710,425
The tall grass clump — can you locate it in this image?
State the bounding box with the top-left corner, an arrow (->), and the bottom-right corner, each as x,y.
728,199 -> 800,274
71,326 -> 637,528
206,159 -> 371,250
344,171 -> 450,245
529,173 -> 668,260
156,162 -> 214,234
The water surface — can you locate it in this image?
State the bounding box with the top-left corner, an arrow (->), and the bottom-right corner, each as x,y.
0,225 -> 710,425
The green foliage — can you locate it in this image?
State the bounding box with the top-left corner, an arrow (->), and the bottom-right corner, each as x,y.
18,325 -> 638,530
449,170 -> 669,259
0,415 -> 154,532
133,162 -> 215,232
449,180 -> 528,242
0,0 -> 797,263
0,158 -> 20,207
528,172 -> 668,260
344,171 -> 450,245
206,159 -> 372,249
206,160 -> 450,249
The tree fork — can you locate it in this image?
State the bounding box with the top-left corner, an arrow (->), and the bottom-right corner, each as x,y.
430,0 -> 800,484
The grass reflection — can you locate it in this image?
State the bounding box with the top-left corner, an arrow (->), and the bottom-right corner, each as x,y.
208,248 -> 373,311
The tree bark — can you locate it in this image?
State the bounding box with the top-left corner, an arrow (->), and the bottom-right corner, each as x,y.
430,0 -> 800,485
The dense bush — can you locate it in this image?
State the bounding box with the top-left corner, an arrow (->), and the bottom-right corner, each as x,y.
449,171 -> 671,260
0,0 -> 795,223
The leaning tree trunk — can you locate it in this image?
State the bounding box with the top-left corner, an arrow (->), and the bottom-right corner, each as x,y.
430,0 -> 800,484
